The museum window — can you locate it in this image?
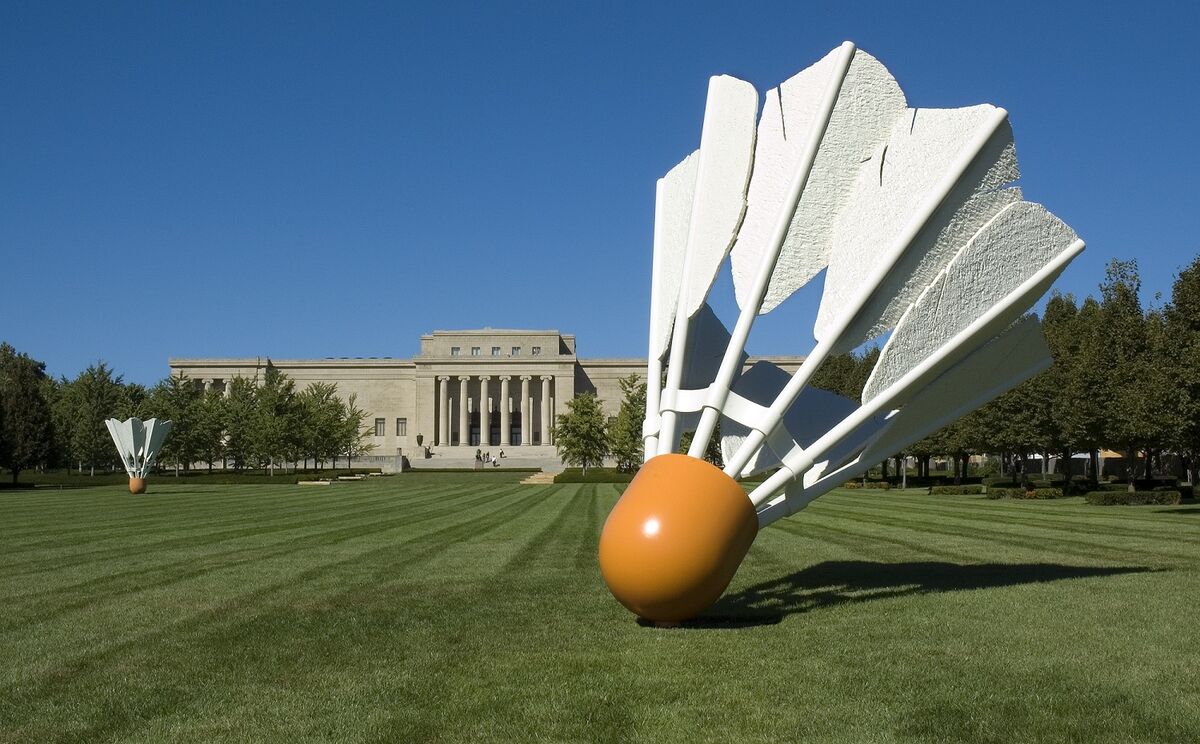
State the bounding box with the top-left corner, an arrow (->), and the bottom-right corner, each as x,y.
471,347 -> 480,356
374,418 -> 386,437
531,346 -> 541,356
396,417 -> 407,436
450,347 -> 461,356
511,347 -> 521,356
491,346 -> 501,356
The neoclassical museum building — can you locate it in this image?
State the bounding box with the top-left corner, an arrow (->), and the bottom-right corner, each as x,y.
170,328 -> 802,463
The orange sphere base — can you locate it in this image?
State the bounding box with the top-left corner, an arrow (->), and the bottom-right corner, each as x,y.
128,477 -> 146,494
598,454 -> 758,623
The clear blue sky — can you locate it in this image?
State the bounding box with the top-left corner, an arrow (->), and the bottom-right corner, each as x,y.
3,1 -> 1198,385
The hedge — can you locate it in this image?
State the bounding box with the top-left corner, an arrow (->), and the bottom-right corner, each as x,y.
14,469 -> 384,487
986,487 -> 1065,500
983,474 -> 1065,487
842,480 -> 891,490
1016,487 -> 1065,500
554,468 -> 636,484
1156,484 -> 1194,499
929,485 -> 984,495
1085,490 -> 1182,506
986,487 -> 1023,500
412,467 -> 539,474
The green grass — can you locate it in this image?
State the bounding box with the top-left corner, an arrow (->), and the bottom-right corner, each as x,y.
2,476 -> 1198,742
6,469 -> 387,488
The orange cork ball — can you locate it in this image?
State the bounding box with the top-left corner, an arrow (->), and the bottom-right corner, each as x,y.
128,477 -> 146,494
598,453 -> 759,623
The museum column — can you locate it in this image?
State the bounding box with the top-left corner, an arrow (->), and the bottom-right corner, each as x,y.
520,376 -> 531,445
540,376 -> 552,446
437,376 -> 449,446
458,376 -> 470,447
499,376 -> 511,448
202,378 -> 213,392
478,376 -> 491,447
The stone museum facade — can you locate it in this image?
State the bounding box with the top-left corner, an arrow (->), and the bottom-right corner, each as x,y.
169,328 -> 803,460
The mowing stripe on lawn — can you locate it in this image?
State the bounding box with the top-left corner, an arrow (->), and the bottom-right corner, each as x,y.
808,501 -> 1194,565
826,492 -> 1200,541
0,483 -> 538,627
0,480 -> 468,546
0,481 -> 494,576
0,484 -> 559,695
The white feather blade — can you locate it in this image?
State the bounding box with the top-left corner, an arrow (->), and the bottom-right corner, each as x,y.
815,105 -> 1020,352
643,152 -> 699,457
143,418 -> 172,475
757,316 -> 1052,526
648,152 -> 699,360
747,232 -> 1079,508
731,48 -> 906,313
862,201 -> 1081,404
680,75 -> 758,317
656,75 -> 757,453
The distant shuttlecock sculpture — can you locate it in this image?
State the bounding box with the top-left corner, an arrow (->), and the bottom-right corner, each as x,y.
598,42 -> 1084,623
105,417 -> 173,494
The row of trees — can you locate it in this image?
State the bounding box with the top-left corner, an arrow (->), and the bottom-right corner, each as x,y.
144,363 -> 374,474
554,257 -> 1200,491
553,376 -> 648,475
813,257 -> 1200,490
900,256 -> 1200,491
555,374 -> 722,475
0,353 -> 374,480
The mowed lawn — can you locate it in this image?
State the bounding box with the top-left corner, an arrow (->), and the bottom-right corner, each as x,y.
2,474 -> 1198,743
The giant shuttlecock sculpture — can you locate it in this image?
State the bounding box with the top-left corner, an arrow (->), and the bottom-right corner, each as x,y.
598,42 -> 1084,623
105,417 -> 173,494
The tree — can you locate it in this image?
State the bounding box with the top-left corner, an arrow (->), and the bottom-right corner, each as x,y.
811,347 -> 879,400
1165,256 -> 1200,484
607,375 -> 646,473
297,382 -> 343,468
61,362 -> 126,475
1069,297 -> 1109,478
44,376 -> 75,469
194,387 -> 226,472
0,343 -> 54,483
554,393 -> 609,474
339,393 -> 374,468
222,376 -> 258,471
678,423 -> 723,467
253,361 -> 299,474
1038,294 -> 1085,489
146,374 -> 203,475
1097,260 -> 1159,490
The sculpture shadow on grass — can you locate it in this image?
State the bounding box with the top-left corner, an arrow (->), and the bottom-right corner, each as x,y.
666,561 -> 1155,629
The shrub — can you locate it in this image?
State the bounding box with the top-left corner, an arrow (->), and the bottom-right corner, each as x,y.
1018,488 -> 1065,500
842,480 -> 891,490
1156,484 -> 1194,499
413,467 -> 539,474
986,487 -> 1025,500
929,485 -> 984,495
1085,490 -> 1181,506
554,468 -> 635,484
984,480 -> 1019,489
986,486 -> 1066,500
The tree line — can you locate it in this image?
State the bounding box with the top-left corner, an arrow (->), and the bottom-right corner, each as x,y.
8,255 -> 1199,484
0,355 -> 374,481
557,256 -> 1200,491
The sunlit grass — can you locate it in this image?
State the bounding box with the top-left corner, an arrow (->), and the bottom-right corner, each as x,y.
2,475 -> 1198,742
